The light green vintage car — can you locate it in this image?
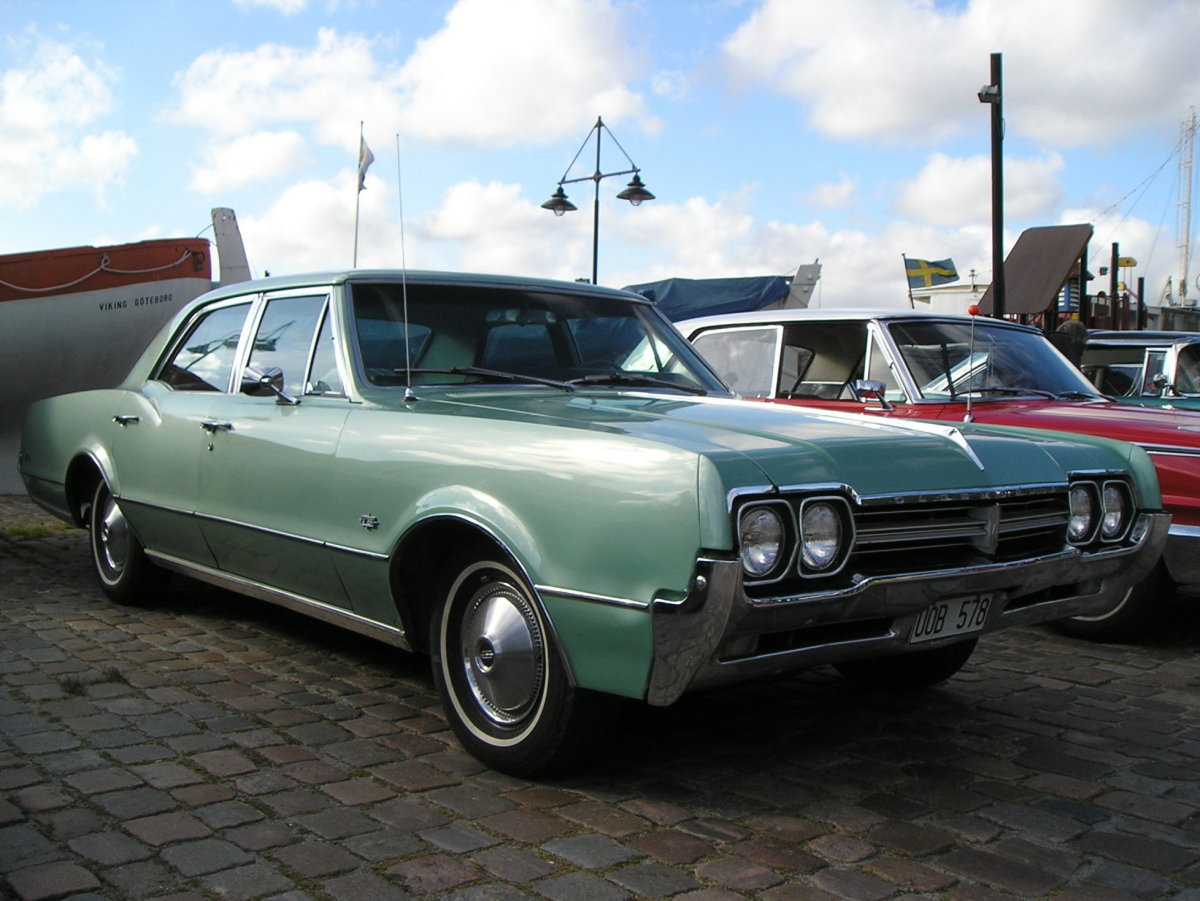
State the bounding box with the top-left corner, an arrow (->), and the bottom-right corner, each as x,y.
20,271 -> 1168,774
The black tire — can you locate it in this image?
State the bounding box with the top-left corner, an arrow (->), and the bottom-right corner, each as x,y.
1050,560 -> 1175,642
833,638 -> 978,690
431,557 -> 583,776
88,480 -> 167,606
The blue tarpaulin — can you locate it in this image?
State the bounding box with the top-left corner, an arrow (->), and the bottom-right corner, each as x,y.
623,275 -> 792,322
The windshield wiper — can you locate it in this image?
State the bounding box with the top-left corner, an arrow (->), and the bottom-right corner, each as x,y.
567,372 -> 708,395
1054,390 -> 1105,401
965,386 -> 1058,400
403,367 -> 576,392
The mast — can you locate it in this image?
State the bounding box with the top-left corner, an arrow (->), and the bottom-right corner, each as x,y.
1178,107 -> 1196,305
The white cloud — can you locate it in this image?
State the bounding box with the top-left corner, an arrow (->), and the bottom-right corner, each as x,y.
895,151 -> 1064,226
808,175 -> 856,210
0,33 -> 137,208
190,130 -> 312,192
232,0 -> 308,13
169,28 -> 399,146
238,175 -> 385,275
396,0 -> 657,145
168,0 -> 656,155
420,180 -> 580,276
723,0 -> 1200,147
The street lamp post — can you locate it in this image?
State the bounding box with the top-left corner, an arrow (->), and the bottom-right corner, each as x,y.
978,52 -> 1005,319
542,116 -> 654,284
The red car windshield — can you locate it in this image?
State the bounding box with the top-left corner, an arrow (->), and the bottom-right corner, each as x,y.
888,320 -> 1102,401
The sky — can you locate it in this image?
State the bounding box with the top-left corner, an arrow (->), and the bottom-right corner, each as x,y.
3,0 -> 1200,309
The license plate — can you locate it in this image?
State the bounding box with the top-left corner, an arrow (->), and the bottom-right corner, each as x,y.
909,593 -> 994,644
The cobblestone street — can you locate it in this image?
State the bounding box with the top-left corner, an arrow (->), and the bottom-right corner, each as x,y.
2,494 -> 1199,900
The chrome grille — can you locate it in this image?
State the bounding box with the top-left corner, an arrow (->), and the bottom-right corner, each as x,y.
848,493 -> 1069,576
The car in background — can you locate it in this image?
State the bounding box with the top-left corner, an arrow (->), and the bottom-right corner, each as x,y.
1080,329 -> 1200,409
18,272 -> 1169,774
680,308 -> 1194,641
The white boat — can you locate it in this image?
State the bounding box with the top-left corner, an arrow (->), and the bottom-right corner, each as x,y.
1,209 -> 250,493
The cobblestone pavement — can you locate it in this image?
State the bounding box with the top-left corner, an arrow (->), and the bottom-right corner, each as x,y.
2,494 -> 1199,901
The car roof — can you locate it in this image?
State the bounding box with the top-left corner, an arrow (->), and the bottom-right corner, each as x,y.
677,307 -> 1039,334
1086,329 -> 1200,346
193,269 -> 650,306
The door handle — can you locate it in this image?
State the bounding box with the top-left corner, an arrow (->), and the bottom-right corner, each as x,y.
200,421 -> 234,433
113,415 -> 140,427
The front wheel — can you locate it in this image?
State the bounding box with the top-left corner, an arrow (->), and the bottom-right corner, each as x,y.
833,638 -> 977,690
431,558 -> 585,776
1050,560 -> 1175,642
88,480 -> 167,606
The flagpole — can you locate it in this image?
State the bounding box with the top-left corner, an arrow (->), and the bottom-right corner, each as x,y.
353,122 -> 364,267
903,253 -> 914,308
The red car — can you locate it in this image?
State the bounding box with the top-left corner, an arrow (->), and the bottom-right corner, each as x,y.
681,308 -> 1200,640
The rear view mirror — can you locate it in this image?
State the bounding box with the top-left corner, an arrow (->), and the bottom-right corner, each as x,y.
241,365 -> 298,405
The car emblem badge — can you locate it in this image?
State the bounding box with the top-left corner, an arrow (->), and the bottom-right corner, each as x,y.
359,514 -> 380,531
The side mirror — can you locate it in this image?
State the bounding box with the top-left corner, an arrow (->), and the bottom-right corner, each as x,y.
241,364 -> 299,405
1143,372 -> 1169,397
849,379 -> 893,410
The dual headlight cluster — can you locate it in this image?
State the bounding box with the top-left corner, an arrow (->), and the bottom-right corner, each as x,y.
1067,478 -> 1133,546
738,496 -> 852,584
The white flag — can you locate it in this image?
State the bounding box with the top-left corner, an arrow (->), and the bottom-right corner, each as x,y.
357,137 -> 375,191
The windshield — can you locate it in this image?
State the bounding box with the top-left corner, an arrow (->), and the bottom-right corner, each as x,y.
1175,344 -> 1200,395
888,320 -> 1101,400
349,281 -> 728,395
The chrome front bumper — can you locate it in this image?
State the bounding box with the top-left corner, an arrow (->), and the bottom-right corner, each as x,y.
646,512 -> 1170,706
1163,523 -> 1200,585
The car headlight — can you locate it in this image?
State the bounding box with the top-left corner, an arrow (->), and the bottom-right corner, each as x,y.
740,506 -> 785,578
1068,483 -> 1095,543
1101,482 -> 1127,539
800,501 -> 843,571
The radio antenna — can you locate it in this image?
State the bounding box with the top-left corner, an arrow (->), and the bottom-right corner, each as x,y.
395,133 -> 416,404
964,304 -> 979,422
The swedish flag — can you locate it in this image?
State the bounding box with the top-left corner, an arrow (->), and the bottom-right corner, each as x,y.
905,257 -> 959,289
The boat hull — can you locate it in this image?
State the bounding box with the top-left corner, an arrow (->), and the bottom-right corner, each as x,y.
1,239 -> 212,493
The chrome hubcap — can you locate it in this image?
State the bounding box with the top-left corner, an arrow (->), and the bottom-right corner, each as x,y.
98,495 -> 129,575
460,581 -> 544,726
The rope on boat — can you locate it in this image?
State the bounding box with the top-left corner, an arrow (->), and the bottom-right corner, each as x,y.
0,250 -> 196,294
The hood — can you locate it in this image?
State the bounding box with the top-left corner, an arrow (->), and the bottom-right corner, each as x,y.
965,397 -> 1200,452
421,389 -> 1116,497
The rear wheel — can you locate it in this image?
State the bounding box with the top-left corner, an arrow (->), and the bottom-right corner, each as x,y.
88,481 -> 166,606
1050,560 -> 1175,642
431,557 -> 585,776
833,638 -> 977,689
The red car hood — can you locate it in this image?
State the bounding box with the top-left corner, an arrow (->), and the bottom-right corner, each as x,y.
893,398 -> 1200,452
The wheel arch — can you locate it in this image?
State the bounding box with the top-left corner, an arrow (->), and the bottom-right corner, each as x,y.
389,515 -> 562,667
64,452 -> 111,526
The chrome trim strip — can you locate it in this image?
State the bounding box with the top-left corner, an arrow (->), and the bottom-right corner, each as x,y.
1142,445 -> 1200,458
536,584 -> 649,611
133,504 -> 389,561
1168,522 -> 1200,538
726,481 -> 1074,513
745,536 -> 1150,609
144,550 -> 411,650
326,542 -> 390,561
193,511 -> 324,547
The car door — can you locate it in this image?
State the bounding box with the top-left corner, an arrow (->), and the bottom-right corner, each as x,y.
112,298 -> 255,565
195,291 -> 353,607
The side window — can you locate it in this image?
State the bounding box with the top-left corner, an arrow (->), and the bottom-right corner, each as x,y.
1142,349 -> 1168,395
247,295 -> 327,398
690,326 -> 781,397
307,307 -> 344,396
865,331 -> 906,401
159,302 -> 252,391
